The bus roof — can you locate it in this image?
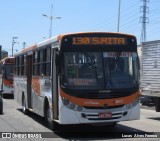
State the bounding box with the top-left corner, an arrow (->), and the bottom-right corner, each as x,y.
0,57 -> 14,64
14,44 -> 37,56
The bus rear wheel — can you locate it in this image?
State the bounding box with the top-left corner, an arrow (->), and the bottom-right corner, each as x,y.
0,109 -> 3,115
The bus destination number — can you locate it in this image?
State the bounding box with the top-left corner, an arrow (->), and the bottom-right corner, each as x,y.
72,37 -> 125,45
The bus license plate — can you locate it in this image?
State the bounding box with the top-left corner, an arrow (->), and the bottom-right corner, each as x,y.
98,112 -> 112,118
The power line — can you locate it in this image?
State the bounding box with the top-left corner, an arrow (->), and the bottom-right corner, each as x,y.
84,1 -> 140,32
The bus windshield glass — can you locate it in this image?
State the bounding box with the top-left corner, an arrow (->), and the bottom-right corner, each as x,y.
61,52 -> 139,90
4,64 -> 13,80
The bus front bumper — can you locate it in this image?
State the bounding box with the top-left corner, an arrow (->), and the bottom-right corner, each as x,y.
58,102 -> 140,125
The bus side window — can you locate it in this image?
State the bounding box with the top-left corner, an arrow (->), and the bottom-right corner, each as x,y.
33,46 -> 51,77
14,57 -> 17,75
20,55 -> 24,76
33,50 -> 38,76
45,46 -> 51,76
33,51 -> 35,76
24,55 -> 26,75
33,50 -> 40,76
40,48 -> 45,76
37,50 -> 40,76
17,57 -> 20,76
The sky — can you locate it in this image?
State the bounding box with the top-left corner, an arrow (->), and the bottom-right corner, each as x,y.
0,0 -> 160,56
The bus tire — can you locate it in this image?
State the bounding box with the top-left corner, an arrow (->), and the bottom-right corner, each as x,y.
108,122 -> 117,128
45,103 -> 59,130
155,97 -> 160,112
45,103 -> 53,129
0,110 -> 3,115
22,96 -> 28,115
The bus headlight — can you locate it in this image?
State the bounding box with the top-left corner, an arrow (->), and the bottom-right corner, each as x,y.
126,97 -> 139,109
61,97 -> 83,111
62,98 -> 69,105
77,106 -> 82,111
69,103 -> 76,109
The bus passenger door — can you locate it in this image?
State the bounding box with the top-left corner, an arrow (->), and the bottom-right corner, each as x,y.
26,55 -> 33,108
52,49 -> 59,120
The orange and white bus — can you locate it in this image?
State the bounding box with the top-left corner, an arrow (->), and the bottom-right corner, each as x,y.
14,32 -> 140,129
0,57 -> 14,96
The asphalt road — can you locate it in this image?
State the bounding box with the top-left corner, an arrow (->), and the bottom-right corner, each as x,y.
0,97 -> 160,141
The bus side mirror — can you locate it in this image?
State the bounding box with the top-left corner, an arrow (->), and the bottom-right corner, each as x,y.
55,51 -> 62,67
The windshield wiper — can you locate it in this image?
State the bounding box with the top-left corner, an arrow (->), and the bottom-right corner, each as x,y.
83,52 -> 98,78
108,52 -> 122,82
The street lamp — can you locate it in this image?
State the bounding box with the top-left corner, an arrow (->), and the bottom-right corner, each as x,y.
42,4 -> 61,38
117,0 -> 121,32
12,37 -> 18,56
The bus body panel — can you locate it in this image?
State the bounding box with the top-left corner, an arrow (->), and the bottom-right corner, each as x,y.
14,77 -> 27,106
128,103 -> 140,120
32,92 -> 45,117
14,76 -> 52,117
32,77 -> 52,117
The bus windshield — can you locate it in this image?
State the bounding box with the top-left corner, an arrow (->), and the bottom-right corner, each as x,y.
61,52 -> 139,90
4,64 -> 13,80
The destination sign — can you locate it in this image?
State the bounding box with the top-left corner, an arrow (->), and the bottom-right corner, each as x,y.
72,37 -> 125,45
5,58 -> 14,63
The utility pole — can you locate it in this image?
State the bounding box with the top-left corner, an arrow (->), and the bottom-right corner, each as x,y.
117,0 -> 121,32
23,42 -> 26,49
12,37 -> 18,56
140,0 -> 149,42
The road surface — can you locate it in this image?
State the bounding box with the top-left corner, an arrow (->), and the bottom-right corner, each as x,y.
0,98 -> 160,141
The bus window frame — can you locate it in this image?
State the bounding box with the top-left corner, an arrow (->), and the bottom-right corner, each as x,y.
32,45 -> 51,77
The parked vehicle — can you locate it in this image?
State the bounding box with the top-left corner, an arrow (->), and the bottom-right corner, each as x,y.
0,89 -> 3,114
141,40 -> 160,112
0,57 -> 14,97
140,95 -> 155,106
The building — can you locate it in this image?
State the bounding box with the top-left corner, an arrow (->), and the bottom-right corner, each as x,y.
1,50 -> 8,59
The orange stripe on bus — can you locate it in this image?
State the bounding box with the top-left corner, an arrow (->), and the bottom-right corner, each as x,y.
3,79 -> 13,88
60,88 -> 140,107
32,78 -> 40,96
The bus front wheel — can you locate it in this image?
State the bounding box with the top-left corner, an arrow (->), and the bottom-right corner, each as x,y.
22,96 -> 28,115
45,103 -> 59,130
